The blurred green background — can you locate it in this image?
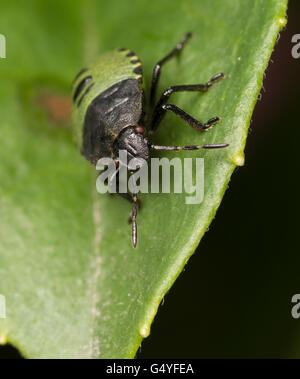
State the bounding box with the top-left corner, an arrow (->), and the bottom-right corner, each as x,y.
0,0 -> 299,359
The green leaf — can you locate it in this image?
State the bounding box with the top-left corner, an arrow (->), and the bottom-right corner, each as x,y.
0,0 -> 287,358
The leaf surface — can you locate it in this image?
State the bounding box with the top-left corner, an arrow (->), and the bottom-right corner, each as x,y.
0,0 -> 287,358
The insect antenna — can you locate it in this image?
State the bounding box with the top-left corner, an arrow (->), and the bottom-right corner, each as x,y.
131,189 -> 139,248
150,143 -> 229,151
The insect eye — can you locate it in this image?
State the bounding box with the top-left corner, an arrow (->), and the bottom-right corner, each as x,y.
134,126 -> 144,134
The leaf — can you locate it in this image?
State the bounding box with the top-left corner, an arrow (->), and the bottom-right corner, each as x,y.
0,0 -> 287,358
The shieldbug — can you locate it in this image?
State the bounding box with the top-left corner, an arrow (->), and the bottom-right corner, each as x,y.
71,32 -> 228,248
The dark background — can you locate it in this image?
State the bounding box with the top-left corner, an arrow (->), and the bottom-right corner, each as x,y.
1,0 -> 299,359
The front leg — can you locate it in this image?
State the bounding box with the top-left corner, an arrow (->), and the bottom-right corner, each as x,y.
150,32 -> 193,105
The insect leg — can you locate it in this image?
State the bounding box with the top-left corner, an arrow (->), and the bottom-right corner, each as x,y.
150,32 -> 193,105
130,190 -> 139,248
152,103 -> 222,134
151,73 -> 225,131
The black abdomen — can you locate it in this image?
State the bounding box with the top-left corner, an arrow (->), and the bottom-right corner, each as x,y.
82,79 -> 143,165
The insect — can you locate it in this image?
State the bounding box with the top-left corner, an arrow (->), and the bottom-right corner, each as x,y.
71,32 -> 228,248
